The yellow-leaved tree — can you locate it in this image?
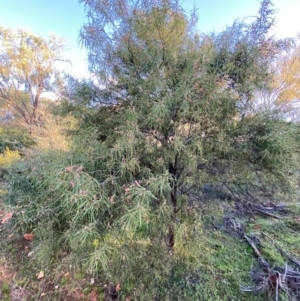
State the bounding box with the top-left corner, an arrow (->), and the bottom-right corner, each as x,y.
273,40 -> 300,121
0,26 -> 67,125
254,37 -> 300,121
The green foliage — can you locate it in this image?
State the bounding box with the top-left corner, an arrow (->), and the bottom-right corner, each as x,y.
0,282 -> 10,301
3,0 -> 300,300
0,126 -> 36,153
1,148 -> 270,300
1,283 -> 10,294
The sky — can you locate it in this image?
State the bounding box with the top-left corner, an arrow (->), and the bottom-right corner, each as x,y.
0,0 -> 299,78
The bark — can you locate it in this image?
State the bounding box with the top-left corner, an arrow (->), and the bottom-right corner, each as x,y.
168,158 -> 178,248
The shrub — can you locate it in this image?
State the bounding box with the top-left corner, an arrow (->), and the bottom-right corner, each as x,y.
0,126 -> 36,153
0,147 -> 20,168
3,146 -> 268,301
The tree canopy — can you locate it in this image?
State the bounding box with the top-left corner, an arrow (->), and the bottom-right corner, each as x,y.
0,26 -> 66,125
52,0 -> 299,256
255,39 -> 300,121
74,0 -> 300,245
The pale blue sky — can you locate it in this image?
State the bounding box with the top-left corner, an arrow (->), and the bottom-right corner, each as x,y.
0,0 -> 299,77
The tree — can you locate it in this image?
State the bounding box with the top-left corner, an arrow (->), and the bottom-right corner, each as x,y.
254,38 -> 300,121
0,26 -> 66,125
77,0 -> 297,247
5,1 -> 300,299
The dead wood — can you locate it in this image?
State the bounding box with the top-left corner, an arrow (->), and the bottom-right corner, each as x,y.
234,200 -> 287,219
224,218 -> 270,270
262,232 -> 300,267
252,209 -> 283,220
225,218 -> 300,300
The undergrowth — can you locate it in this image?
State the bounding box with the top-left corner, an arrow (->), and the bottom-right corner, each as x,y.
0,126 -> 36,154
1,148 -> 299,300
0,148 -> 20,169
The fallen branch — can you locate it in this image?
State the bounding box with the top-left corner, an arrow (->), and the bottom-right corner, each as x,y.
243,233 -> 262,257
224,219 -> 300,300
253,209 -> 283,220
224,218 -> 270,270
243,233 -> 270,271
262,232 -> 300,267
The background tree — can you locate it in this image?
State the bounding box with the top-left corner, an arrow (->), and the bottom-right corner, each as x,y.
254,37 -> 300,121
0,26 -> 66,126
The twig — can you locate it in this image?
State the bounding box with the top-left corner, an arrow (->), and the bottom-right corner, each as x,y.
253,209 -> 283,220
240,286 -> 256,292
243,233 -> 271,271
225,218 -> 272,272
252,204 -> 286,211
243,233 -> 262,257
262,232 -> 300,267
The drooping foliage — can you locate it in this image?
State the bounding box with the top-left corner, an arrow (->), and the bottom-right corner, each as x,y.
75,0 -> 299,244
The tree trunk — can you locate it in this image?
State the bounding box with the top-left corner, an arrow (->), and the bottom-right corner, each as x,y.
168,161 -> 178,248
